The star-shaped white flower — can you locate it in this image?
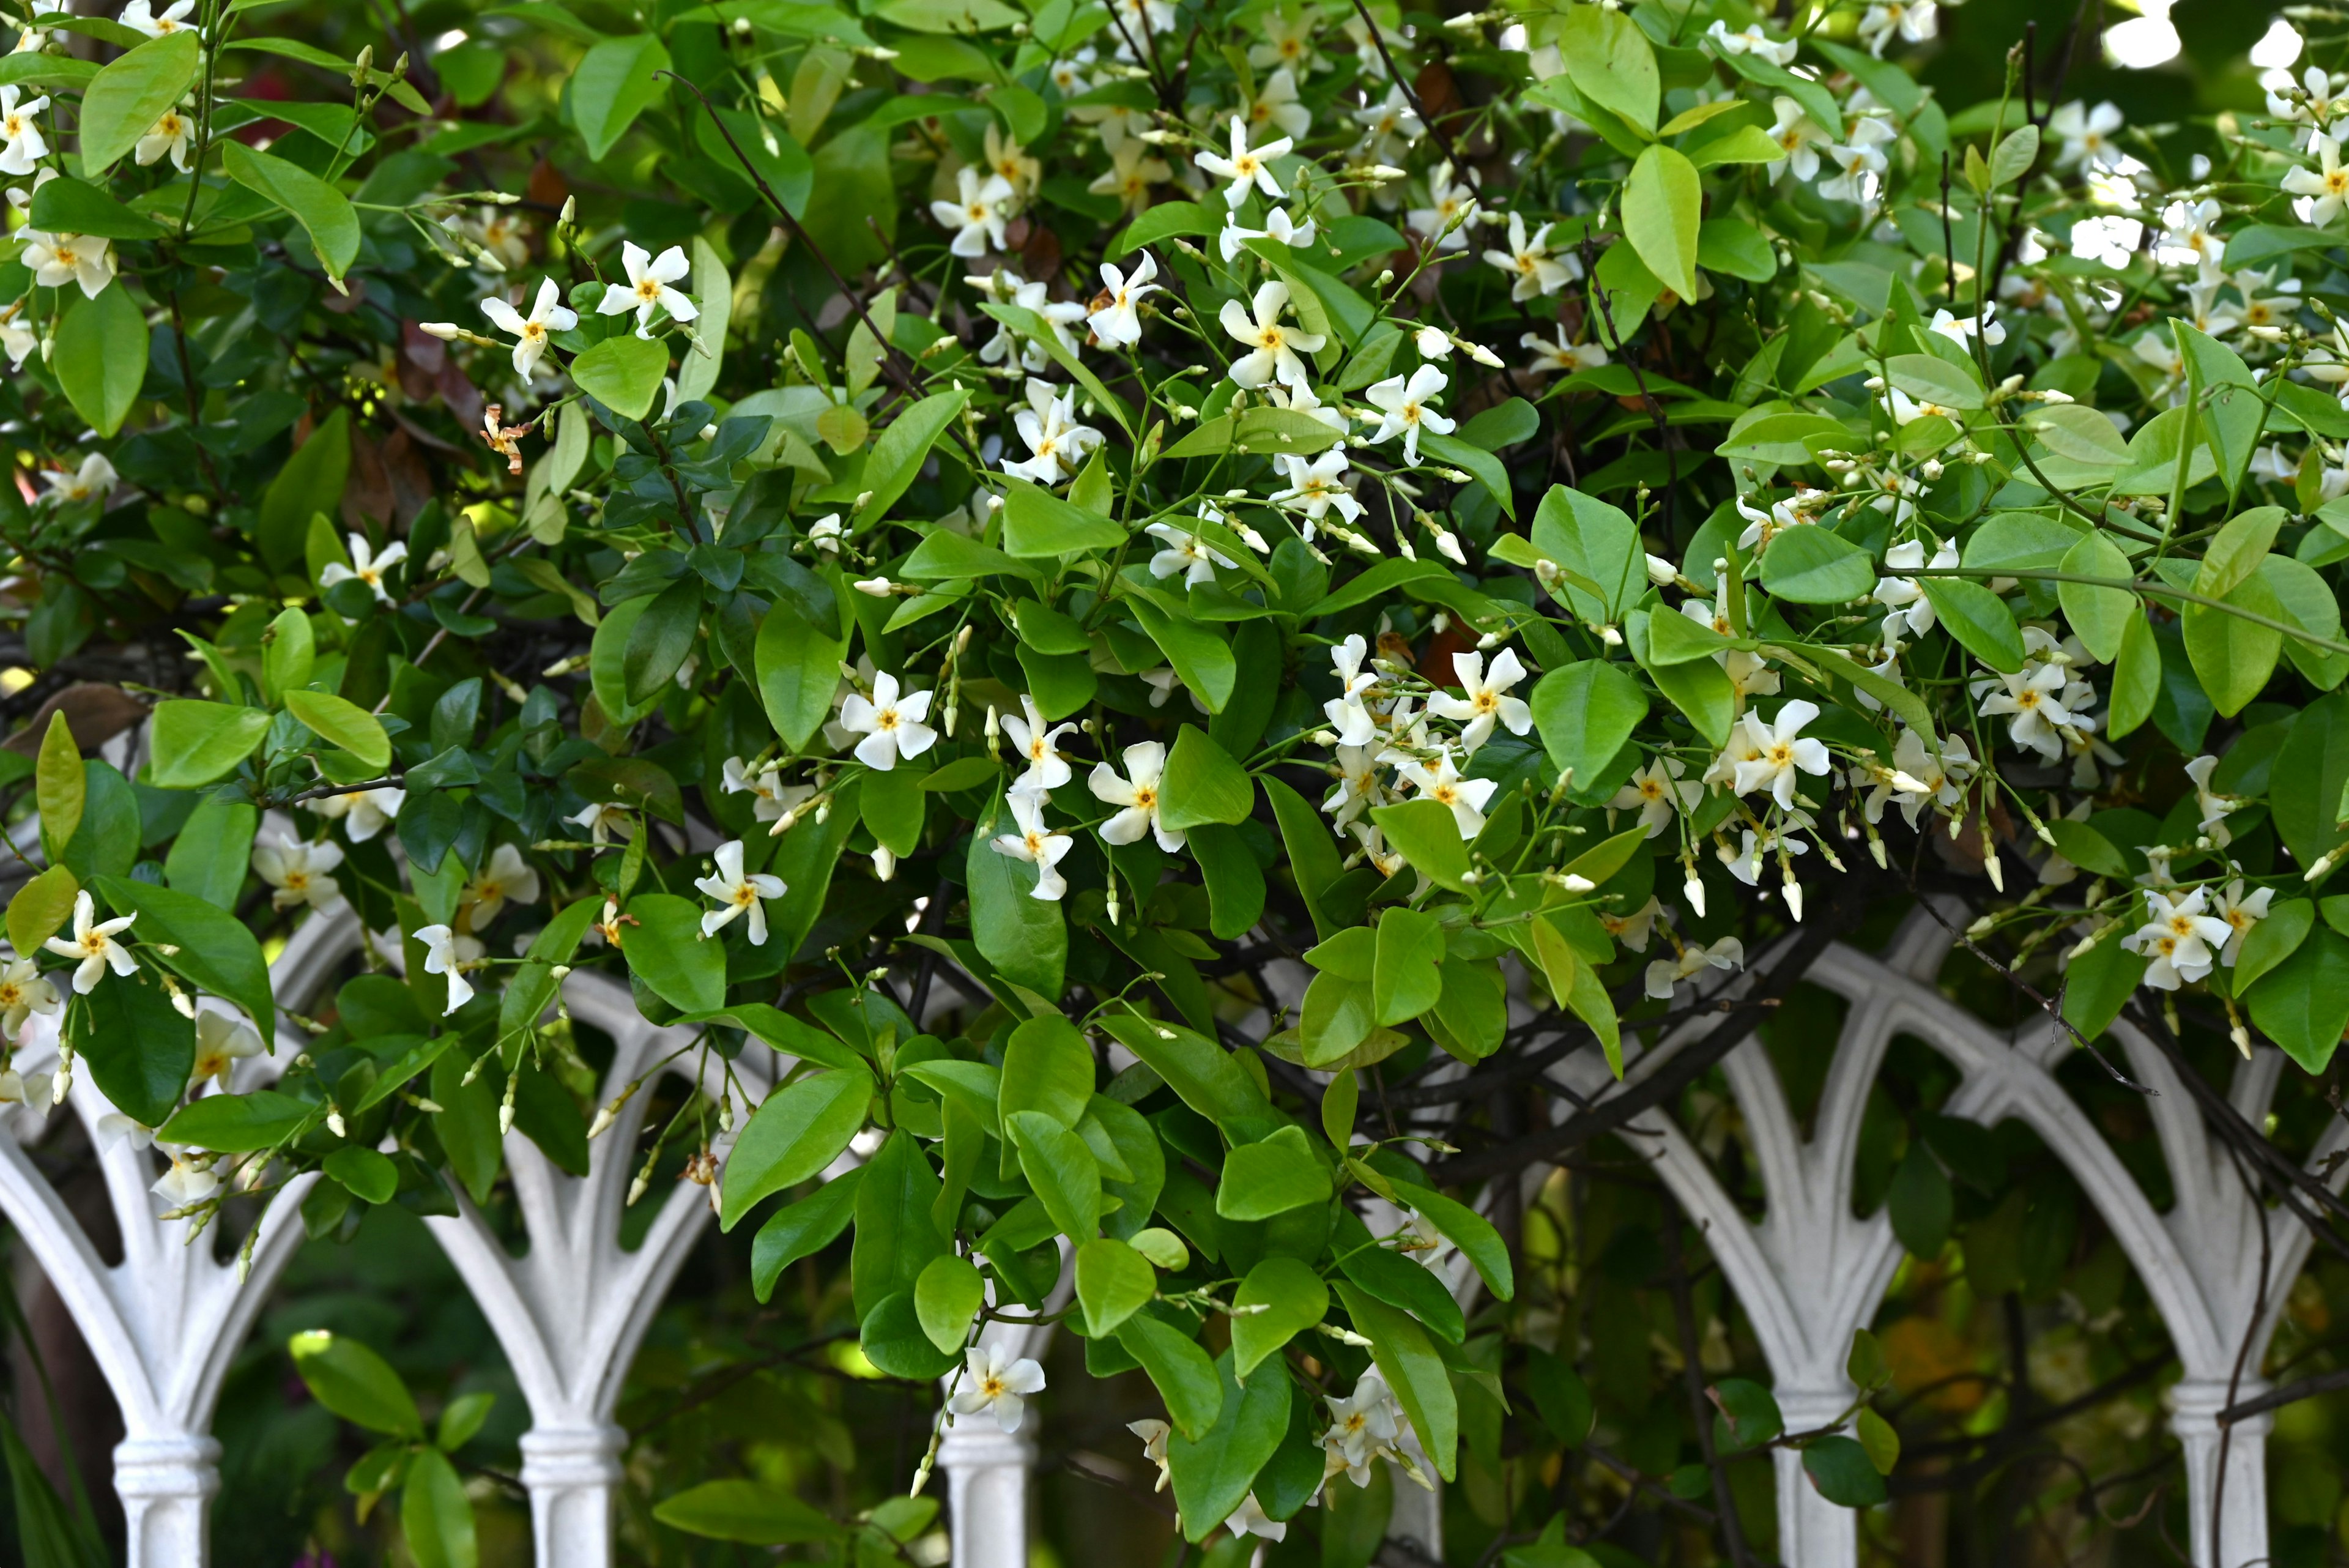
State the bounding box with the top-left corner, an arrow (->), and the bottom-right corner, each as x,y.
190,1007 -> 264,1090
1088,251 -> 1161,348
1392,746 -> 1495,837
39,452 -> 116,506
414,924 -> 481,1014
253,833 -> 347,914
930,165 -> 1018,258
696,839 -> 789,944
318,532 -> 409,606
1975,661 -> 2082,762
2123,886 -> 2233,990
722,756 -> 814,825
1522,323 -> 1609,376
0,1065 -> 53,1121
1872,538 -> 1958,642
1002,378 -> 1102,486
1426,648 -> 1532,753
948,1345 -> 1045,1433
1729,699 -> 1831,809
1645,936 -> 1745,1000
0,956 -> 58,1035
122,0 -> 197,37
1405,161 -> 1479,251
570,801 -> 634,845
1090,740 -> 1186,851
1482,212 -> 1576,302
2049,98 -> 2124,170
1002,694 -> 1077,795
1321,1375 -> 1405,1487
464,843 -> 541,927
1145,521 -> 1239,586
1219,278 -> 1326,392
1322,634 -> 1382,745
2211,879 -> 2276,965
1218,204 -> 1316,264
839,671 -> 938,771
0,84 -> 49,175
151,1153 -> 222,1206
20,227 -> 116,299
43,890 -> 134,994
135,105 -> 193,171
1269,448 -> 1363,533
1362,365 -> 1455,465
1609,757 -> 1700,838
1195,116 -> 1293,210
308,784 -> 405,841
482,277 -> 577,380
1129,1418 -> 1172,1492
595,240 -> 698,338
990,792 -> 1073,901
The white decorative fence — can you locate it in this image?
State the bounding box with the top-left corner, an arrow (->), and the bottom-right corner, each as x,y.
0,895 -> 2339,1567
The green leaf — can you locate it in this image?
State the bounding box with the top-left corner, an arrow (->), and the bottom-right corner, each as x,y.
1159,725 -> 1254,831
1531,660 -> 1646,798
1368,798 -> 1472,893
2183,570 -> 2284,718
95,874 -> 275,1032
755,598 -> 848,754
1886,1141 -> 1952,1257
859,389 -> 971,527
1919,579 -> 2024,672
1165,1352 -> 1292,1539
1075,1236 -> 1157,1338
1802,1435 -> 1887,1507
2057,532 -> 2137,664
2107,611 -> 2161,741
1622,146 -> 1701,304
1559,3 -> 1657,132
1119,1314 -> 1223,1440
65,976 -> 190,1129
653,1481 -> 844,1545
259,409 -> 349,572
2043,820 -> 2131,882
1390,1182 -> 1513,1301
624,576 -> 704,705
1333,1282 -> 1458,1481
262,606 -> 316,703
1231,1256 -> 1327,1378
622,892 -> 727,1014
157,1088 -> 313,1152
2233,897 -> 2313,995
1096,1013 -> 1272,1133
1009,1107 -> 1102,1238
1760,527 -> 1874,603
1884,353 -> 1983,411
571,334 -> 669,421
1000,475 -> 1124,555
1125,593 -> 1234,712
399,1447 -> 478,1568
719,1068 -> 872,1229
29,176 -> 166,239
1000,1014 -> 1094,1129
1526,1347 -> 1594,1445
221,141 -> 358,283
283,689 -> 392,770
1216,1125 -> 1329,1221
2060,928 -> 2147,1045
1531,484 -> 1646,625
2197,505 -> 2285,600
967,809 -> 1066,997
80,30 -> 199,174
1372,906 -> 1445,1026
52,284 -> 148,440
1117,198 -> 1213,255
2247,924 -> 2349,1072
289,1329 -> 425,1439
34,712 -> 81,852
751,1167 -> 863,1302
572,32 -> 670,160
914,1252 -> 985,1353
7,864 -> 76,960
322,1145 -> 398,1205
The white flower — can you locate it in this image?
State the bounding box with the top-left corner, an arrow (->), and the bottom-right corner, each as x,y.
481,278 -> 577,381
1426,648 -> 1532,753
252,833 -> 347,914
969,271 -> 1089,370
981,123 -> 1039,197
20,228 -> 115,298
0,84 -> 48,175
1323,743 -> 1391,830
695,839 -> 789,944
1645,936 -> 1745,1000
1321,1375 -> 1406,1487
840,671 -> 938,771
414,924 -> 479,1014
1763,95 -> 1828,184
1090,740 -> 1186,851
1226,1493 -> 1287,1542
1270,448 -> 1363,532
570,801 -> 634,845
2211,879 -> 2276,965
2049,99 -> 2124,169
1600,894 -> 1661,953
2285,134 -> 2349,226
930,165 -> 1017,258
43,891 -> 134,994
1406,161 -> 1479,251
151,1153 -> 221,1206
1363,365 -> 1455,465
1245,67 -> 1312,141
1195,115 -> 1293,209
1353,86 -> 1423,165
0,957 -> 58,1036
1975,661 -> 2082,761
1002,694 -> 1077,795
1219,204 -> 1317,264
1609,757 -> 1699,838
1482,212 -> 1576,302
1219,279 -> 1326,392
1817,118 -> 1894,207
1855,728 -> 1975,828
1873,538 -> 1958,641
0,304 -> 37,369
1089,251 -> 1161,348
134,105 -> 193,171
0,1066 -> 51,1120
990,792 -> 1074,901
1145,521 -> 1239,586
308,784 -> 405,842
1322,634 -> 1382,745
1928,305 -> 2004,348
1729,699 -> 1831,810
1392,746 -> 1495,838
1129,1418 -> 1172,1492
2122,887 -> 2233,990
464,842 -> 541,926
1704,19 -> 1798,64
1003,377 -> 1104,485
39,452 -> 116,505
2184,754 -> 2240,845
121,0 -> 196,36
317,533 -> 409,605
1264,382 -> 1347,438
1857,0 -> 1937,56
595,240 -> 698,338
96,1112 -> 153,1153
190,1008 -> 264,1090
948,1345 -> 1045,1433
1088,139 -> 1173,216
1522,323 -> 1608,376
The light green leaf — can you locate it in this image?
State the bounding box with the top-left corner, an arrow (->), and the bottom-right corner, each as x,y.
1075,1236 -> 1157,1338
1368,798 -> 1472,892
52,283 -> 148,440
1333,1284 -> 1458,1481
2057,531 -> 2137,664
622,892 -> 727,1014
1158,724 -> 1254,831
1759,527 -> 1874,603
221,141 -> 358,282
1215,1125 -> 1329,1221
2183,570 -> 2284,716
1001,475 -> 1124,555
1000,1013 -> 1094,1129
1919,579 -> 2024,672
654,1481 -> 844,1545
289,1329 -> 425,1439
148,699 -> 272,789
858,389 -> 970,527
80,31 -> 198,174
1009,1107 -> 1102,1238
573,32 -> 671,160
1622,145 -> 1701,305
284,689 -> 391,770
914,1252 -> 985,1353
1231,1256 -> 1327,1378
719,1068 -> 872,1229
571,333 -> 669,420
1531,660 -> 1646,798
1559,3 -> 1657,132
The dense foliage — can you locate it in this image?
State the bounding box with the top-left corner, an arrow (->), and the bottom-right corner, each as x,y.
4,0 -> 2349,1561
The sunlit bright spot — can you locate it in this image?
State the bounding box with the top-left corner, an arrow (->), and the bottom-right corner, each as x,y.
2104,1 -> 2180,70
2251,17 -> 2303,70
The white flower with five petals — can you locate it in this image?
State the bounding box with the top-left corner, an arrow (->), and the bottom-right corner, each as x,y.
839,672 -> 938,771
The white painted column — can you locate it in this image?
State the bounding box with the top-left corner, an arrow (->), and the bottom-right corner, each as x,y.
518,1423 -> 629,1562
942,1425 -> 1032,1568
115,1435 -> 221,1568
1768,1389 -> 1857,1568
2171,1380 -> 2273,1568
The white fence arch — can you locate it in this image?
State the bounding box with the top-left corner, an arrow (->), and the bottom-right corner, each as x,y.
1,894 -> 2343,1567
